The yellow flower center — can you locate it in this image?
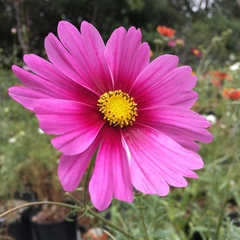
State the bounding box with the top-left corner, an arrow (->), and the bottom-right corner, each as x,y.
98,90 -> 138,128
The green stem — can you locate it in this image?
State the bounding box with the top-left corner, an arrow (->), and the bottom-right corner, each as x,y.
139,205 -> 150,240
215,201 -> 228,239
215,192 -> 229,240
83,150 -> 97,207
159,42 -> 164,56
0,201 -> 81,219
66,192 -> 134,239
196,43 -> 214,76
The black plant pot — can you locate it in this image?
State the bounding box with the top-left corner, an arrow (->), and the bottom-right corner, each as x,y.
30,217 -> 77,240
5,220 -> 31,240
1,191 -> 40,240
1,206 -> 36,240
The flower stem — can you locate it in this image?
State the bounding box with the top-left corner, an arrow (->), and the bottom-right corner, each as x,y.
66,192 -> 135,239
139,205 -> 150,240
83,150 -> 97,207
0,201 -> 81,219
215,191 -> 229,239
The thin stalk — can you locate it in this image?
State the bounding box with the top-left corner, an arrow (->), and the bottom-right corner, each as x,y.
215,200 -> 228,240
103,229 -> 117,240
139,206 -> 150,240
83,151 -> 97,207
66,192 -> 134,239
196,42 -> 214,76
0,201 -> 81,219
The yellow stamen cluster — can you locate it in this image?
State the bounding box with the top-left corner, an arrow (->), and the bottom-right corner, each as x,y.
98,90 -> 138,128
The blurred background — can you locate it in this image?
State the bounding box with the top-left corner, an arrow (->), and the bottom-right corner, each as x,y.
0,0 -> 240,67
1,0 -> 240,239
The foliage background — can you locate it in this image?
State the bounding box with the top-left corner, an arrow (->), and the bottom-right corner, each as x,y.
1,0 -> 240,239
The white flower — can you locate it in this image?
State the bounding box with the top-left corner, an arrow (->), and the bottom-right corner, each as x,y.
229,62 -> 240,71
202,114 -> 217,125
8,137 -> 17,143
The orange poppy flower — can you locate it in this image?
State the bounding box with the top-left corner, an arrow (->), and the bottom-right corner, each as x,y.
222,88 -> 240,100
212,71 -> 232,81
157,26 -> 176,38
210,71 -> 232,87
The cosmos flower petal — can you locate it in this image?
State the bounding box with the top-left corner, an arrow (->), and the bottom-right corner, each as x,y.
89,128 -> 133,211
152,67 -> 198,107
107,129 -> 133,201
11,65 -> 56,97
45,33 -> 101,94
34,99 -> 104,155
58,138 -> 100,192
105,26 -> 150,91
130,159 -> 171,195
133,63 -> 198,108
23,54 -> 97,103
157,66 -> 197,92
89,141 -> 113,210
51,128 -> 102,156
11,64 -> 96,107
8,86 -> 51,110
166,91 -> 198,108
131,54 -> 178,102
23,54 -> 76,89
123,124 -> 204,193
34,99 -> 103,135
57,21 -> 113,93
138,105 -> 212,143
161,132 -> 201,152
58,155 -> 90,192
122,133 -> 171,195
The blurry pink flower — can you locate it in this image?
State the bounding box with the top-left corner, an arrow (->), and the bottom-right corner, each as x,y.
168,38 -> 185,48
167,40 -> 176,47
9,21 -> 213,211
11,28 -> 17,34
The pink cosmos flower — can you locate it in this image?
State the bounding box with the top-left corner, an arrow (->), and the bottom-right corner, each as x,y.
11,27 -> 17,34
9,21 -> 213,211
167,40 -> 176,47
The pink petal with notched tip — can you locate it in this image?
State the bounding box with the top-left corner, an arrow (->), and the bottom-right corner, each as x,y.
123,123 -> 203,195
159,132 -> 200,152
137,105 -> 213,144
57,21 -> 113,93
58,137 -> 100,192
132,60 -> 198,109
33,99 -> 104,155
45,33 -> 100,95
11,65 -> 80,102
8,86 -> 52,110
131,55 -> 178,104
34,99 -> 103,135
89,127 -> 133,211
151,67 -> 198,108
166,91 -> 198,108
24,54 -> 97,103
105,26 -> 150,92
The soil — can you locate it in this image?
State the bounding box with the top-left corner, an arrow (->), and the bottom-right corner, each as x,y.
31,204 -> 72,224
